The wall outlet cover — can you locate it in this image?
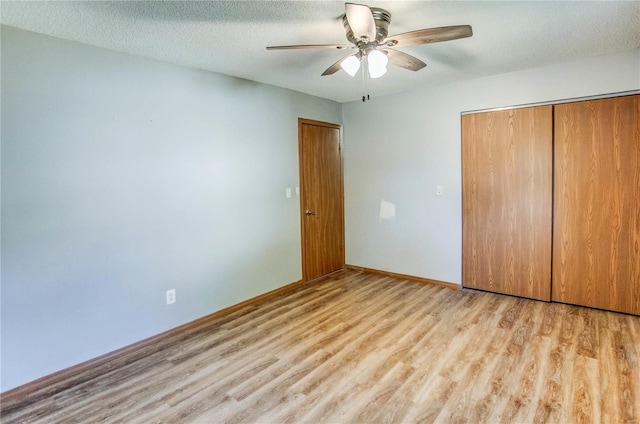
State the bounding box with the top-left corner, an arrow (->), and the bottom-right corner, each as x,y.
166,289 -> 176,305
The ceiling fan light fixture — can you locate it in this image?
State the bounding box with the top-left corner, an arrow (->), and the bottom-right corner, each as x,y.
266,3 -> 473,86
367,49 -> 388,79
340,55 -> 361,77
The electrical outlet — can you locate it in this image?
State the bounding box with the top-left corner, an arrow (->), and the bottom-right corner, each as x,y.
166,289 -> 176,305
436,185 -> 444,196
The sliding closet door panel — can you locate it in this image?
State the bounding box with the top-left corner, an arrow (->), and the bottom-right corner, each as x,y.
462,106 -> 553,300
553,95 -> 640,315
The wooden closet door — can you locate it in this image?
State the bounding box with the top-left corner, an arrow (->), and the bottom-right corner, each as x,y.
553,95 -> 640,315
462,106 -> 553,300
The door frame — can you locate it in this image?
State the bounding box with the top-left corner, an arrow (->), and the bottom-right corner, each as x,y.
298,118 -> 345,283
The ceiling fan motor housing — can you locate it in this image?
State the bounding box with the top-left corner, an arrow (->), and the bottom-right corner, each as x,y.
343,7 -> 391,44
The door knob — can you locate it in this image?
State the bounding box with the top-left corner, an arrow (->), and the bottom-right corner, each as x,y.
304,210 -> 316,216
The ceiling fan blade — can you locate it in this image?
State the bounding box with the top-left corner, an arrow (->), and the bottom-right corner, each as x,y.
267,44 -> 351,50
322,53 -> 355,76
383,49 -> 426,71
345,3 -> 376,41
385,25 -> 472,48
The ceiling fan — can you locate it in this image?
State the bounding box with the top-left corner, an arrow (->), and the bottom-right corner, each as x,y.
267,3 -> 473,80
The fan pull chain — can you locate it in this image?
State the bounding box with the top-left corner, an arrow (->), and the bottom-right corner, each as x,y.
361,57 -> 370,102
361,59 -> 366,102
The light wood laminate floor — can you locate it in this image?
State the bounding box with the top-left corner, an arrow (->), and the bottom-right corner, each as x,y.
3,270 -> 639,423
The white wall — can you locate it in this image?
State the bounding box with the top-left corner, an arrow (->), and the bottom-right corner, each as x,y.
0,26 -> 342,392
343,48 -> 640,285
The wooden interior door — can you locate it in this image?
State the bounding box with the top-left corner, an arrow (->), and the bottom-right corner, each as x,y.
299,118 -> 345,282
552,95 -> 640,315
462,106 -> 553,300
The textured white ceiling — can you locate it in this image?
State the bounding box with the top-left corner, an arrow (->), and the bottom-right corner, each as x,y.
2,1 -> 639,103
